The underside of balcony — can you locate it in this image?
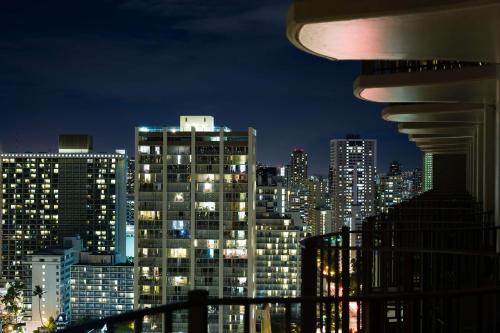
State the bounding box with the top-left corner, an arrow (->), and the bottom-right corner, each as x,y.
382,103 -> 483,123
288,0 -> 500,62
354,63 -> 496,103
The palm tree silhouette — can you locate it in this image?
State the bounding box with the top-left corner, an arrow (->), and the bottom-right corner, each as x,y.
1,280 -> 25,324
33,285 -> 46,328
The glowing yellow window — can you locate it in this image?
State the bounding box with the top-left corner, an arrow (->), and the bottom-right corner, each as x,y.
168,248 -> 187,258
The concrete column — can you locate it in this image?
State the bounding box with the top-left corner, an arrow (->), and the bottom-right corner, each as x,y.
472,130 -> 477,198
190,128 -> 196,291
162,129 -> 169,306
495,73 -> 500,253
218,128 -> 224,331
466,144 -> 472,194
484,105 -> 496,212
476,124 -> 484,205
133,128 -> 140,310
247,128 -> 257,333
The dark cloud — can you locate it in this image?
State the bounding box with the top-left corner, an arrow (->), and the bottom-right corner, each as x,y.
0,0 -> 421,173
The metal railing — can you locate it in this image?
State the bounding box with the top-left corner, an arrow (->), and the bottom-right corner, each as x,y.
300,191 -> 500,333
62,285 -> 500,333
64,191 -> 500,332
361,60 -> 485,75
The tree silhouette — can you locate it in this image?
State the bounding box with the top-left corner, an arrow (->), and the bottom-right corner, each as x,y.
33,285 -> 46,327
1,280 -> 25,325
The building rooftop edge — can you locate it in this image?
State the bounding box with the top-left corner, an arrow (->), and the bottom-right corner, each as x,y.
0,153 -> 126,158
137,126 -> 232,133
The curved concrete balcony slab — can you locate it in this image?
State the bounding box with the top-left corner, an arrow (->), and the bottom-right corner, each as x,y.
354,65 -> 496,103
421,147 -> 468,154
409,133 -> 473,141
399,122 -> 473,135
287,0 -> 500,62
411,137 -> 472,146
417,142 -> 469,150
382,103 -> 483,123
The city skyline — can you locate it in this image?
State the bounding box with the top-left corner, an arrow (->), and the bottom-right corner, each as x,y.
0,124 -> 420,177
4,0 -> 494,331
0,0 -> 422,175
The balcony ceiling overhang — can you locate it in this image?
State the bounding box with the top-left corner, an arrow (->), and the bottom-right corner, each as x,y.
382,103 -> 484,123
416,142 -> 469,150
353,65 -> 496,103
420,147 -> 469,154
287,0 -> 500,62
421,148 -> 467,154
398,122 -> 473,135
410,137 -> 472,146
409,133 -> 473,141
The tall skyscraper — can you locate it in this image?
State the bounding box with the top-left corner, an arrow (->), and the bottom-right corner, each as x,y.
423,153 -> 433,191
256,166 -> 286,215
0,135 -> 127,287
388,161 -> 400,176
289,149 -> 308,190
375,162 -> 404,214
307,176 -> 331,235
401,168 -> 423,200
330,135 -> 376,233
255,166 -> 302,304
127,158 -> 135,194
135,116 -> 256,332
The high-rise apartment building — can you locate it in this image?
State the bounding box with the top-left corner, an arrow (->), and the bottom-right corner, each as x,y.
0,135 -> 127,287
401,169 -> 422,200
306,176 -> 331,235
256,166 -> 286,215
312,208 -> 333,235
27,237 -> 82,332
388,161 -> 401,176
376,177 -> 402,214
135,116 -> 256,332
127,159 -> 135,194
423,153 -> 433,191
288,188 -> 309,225
255,166 -> 302,301
375,161 -> 404,214
70,253 -> 134,322
330,135 -> 376,232
255,217 -> 301,299
289,149 -> 308,190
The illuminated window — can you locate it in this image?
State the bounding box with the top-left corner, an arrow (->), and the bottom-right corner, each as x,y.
203,182 -> 213,193
168,248 -> 187,258
170,276 -> 188,286
196,202 -> 215,211
174,193 -> 184,202
139,146 -> 150,154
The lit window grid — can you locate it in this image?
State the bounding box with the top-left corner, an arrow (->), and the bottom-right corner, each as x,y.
329,139 -> 377,230
255,219 -> 302,298
135,127 -> 255,332
70,265 -> 134,321
0,155 -> 124,284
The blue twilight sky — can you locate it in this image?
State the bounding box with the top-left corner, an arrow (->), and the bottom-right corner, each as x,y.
0,0 -> 421,175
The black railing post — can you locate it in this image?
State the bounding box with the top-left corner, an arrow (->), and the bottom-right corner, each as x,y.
334,238 -> 340,331
164,310 -> 173,333
244,304 -> 250,333
341,226 -> 350,333
188,290 -> 209,333
301,238 -> 316,333
285,302 -> 292,333
134,317 -> 142,333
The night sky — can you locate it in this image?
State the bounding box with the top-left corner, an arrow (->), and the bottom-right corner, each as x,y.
0,0 -> 421,175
